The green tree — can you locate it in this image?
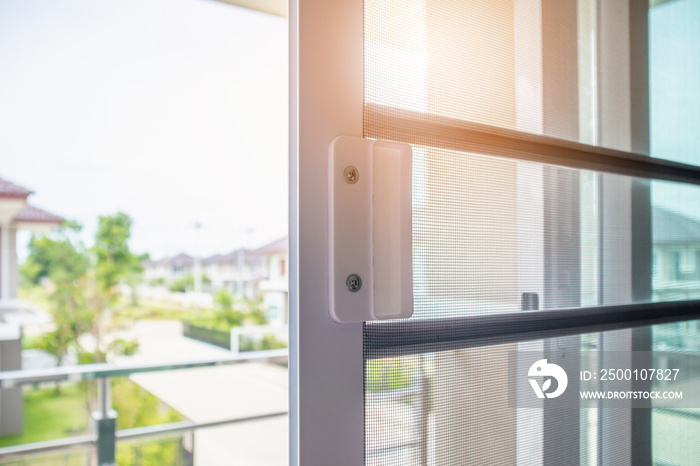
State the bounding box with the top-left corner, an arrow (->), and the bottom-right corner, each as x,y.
22,223 -> 93,380
21,221 -> 88,286
93,213 -> 144,307
22,214 -> 145,381
90,212 -> 146,362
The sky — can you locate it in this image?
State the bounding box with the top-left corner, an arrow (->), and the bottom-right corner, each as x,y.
0,0 -> 288,260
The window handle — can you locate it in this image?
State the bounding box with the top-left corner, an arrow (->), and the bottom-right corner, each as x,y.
328,136 -> 413,323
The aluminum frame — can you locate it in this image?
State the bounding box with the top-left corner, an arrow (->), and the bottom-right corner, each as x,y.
363,300 -> 700,358
364,103 -> 700,187
289,0 -> 365,464
291,0 -> 698,464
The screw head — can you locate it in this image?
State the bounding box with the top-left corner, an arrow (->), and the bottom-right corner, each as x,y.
346,274 -> 362,292
344,166 -> 359,184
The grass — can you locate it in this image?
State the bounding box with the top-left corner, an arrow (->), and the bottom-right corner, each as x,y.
19,283 -> 262,333
0,379 -> 184,449
0,385 -> 88,447
112,377 -> 183,429
114,300 -> 202,322
19,283 -> 199,328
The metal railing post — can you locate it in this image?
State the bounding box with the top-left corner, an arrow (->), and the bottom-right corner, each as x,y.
93,377 -> 117,466
187,430 -> 195,466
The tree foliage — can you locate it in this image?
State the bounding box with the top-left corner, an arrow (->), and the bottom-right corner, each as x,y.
22,213 -> 145,367
213,289 -> 241,327
22,222 -> 92,370
93,212 -> 146,307
204,292 -> 268,330
21,221 -> 88,286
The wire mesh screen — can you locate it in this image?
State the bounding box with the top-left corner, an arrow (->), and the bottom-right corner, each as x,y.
364,0 -> 583,144
362,2 -> 700,318
363,0 -> 700,465
364,324 -> 700,466
387,141 -> 700,320
365,345 -> 519,466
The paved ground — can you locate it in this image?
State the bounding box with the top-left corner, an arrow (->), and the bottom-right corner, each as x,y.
114,320 -> 288,465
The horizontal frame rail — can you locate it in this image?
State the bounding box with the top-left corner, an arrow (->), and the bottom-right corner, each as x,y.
364,300 -> 700,359
0,348 -> 288,388
0,412 -> 288,460
365,103 -> 700,186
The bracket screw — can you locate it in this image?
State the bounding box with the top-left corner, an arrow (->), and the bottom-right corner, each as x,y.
346,274 -> 362,292
344,166 -> 359,184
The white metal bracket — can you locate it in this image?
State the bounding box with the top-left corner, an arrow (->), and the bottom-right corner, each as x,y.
328,136 -> 413,323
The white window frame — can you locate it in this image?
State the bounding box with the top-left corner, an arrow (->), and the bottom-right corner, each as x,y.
289,0 -> 700,464
290,0 -> 365,464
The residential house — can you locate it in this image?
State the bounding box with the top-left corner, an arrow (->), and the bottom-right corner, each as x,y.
202,249 -> 257,297
143,253 -> 195,287
0,177 -> 62,435
251,237 -> 288,325
652,206 -> 700,301
142,237 -> 289,324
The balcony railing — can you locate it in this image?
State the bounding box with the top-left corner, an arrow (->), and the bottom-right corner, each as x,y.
0,349 -> 288,465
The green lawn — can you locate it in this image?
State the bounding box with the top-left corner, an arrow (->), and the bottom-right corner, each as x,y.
0,385 -> 88,447
114,300 -> 202,322
19,284 -> 201,330
0,379 -> 183,448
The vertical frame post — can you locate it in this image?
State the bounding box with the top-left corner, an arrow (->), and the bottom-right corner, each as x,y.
598,1 -> 651,464
290,0 -> 365,464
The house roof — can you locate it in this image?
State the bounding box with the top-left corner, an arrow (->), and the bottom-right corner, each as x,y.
250,237 -> 288,256
144,253 -> 194,268
143,237 -> 289,268
653,206 -> 700,244
170,253 -> 194,267
203,249 -> 246,265
201,253 -> 223,265
143,257 -> 167,267
0,177 -> 32,199
13,204 -> 63,224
